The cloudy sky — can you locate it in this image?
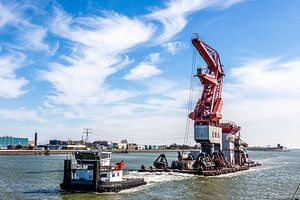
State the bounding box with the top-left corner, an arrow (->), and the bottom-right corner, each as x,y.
0,0 -> 299,148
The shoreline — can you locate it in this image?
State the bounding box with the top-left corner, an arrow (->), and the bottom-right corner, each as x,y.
0,149 -> 190,155
0,148 -> 293,155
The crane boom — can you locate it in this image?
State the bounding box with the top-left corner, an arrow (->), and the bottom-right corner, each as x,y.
192,37 -> 223,75
189,35 -> 224,126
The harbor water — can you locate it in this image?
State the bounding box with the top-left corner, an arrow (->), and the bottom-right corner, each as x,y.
0,150 -> 299,200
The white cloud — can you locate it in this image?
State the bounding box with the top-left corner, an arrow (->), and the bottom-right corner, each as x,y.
39,77 -> 190,120
50,9 -> 153,53
220,0 -> 243,9
147,0 -> 211,43
0,2 -> 49,51
145,89 -> 191,113
0,54 -> 28,98
124,40 -> 187,81
227,58 -> 300,98
0,2 -> 17,28
147,0 -> 242,43
147,52 -> 161,64
124,63 -> 162,80
0,108 -> 41,122
20,24 -> 48,51
222,57 -> 300,148
36,79 -> 192,144
161,41 -> 186,54
42,8 -> 154,105
124,52 -> 163,81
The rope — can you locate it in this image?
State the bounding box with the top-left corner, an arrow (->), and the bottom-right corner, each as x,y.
182,46 -> 196,154
291,182 -> 300,200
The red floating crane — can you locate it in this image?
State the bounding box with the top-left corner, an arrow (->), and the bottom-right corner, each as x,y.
189,34 -> 244,155
139,34 -> 259,174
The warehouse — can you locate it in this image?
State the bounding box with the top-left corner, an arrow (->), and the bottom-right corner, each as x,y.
0,136 -> 29,149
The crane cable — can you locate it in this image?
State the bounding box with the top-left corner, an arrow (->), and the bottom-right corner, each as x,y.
182,46 -> 197,154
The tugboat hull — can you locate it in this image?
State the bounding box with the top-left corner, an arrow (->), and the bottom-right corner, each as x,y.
61,178 -> 146,193
98,178 -> 146,193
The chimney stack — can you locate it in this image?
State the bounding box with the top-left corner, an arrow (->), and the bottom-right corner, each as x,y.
34,132 -> 38,147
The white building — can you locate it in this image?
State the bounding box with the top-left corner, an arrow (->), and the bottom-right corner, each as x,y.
118,143 -> 127,150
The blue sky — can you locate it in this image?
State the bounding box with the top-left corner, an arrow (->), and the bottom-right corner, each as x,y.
0,0 -> 300,148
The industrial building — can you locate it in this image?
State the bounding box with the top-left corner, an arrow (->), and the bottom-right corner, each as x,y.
0,136 -> 29,149
47,139 -> 86,150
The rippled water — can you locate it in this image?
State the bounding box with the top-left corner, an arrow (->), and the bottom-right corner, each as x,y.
0,150 -> 299,200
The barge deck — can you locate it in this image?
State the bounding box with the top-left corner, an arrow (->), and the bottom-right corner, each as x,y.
139,162 -> 261,176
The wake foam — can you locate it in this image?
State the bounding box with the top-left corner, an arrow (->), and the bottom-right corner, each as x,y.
126,171 -> 196,183
210,165 -> 267,178
114,171 -> 196,194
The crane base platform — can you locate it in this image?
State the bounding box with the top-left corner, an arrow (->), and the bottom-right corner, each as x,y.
139,162 -> 261,176
138,153 -> 261,177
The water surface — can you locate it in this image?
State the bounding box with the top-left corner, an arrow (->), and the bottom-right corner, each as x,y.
0,151 -> 299,200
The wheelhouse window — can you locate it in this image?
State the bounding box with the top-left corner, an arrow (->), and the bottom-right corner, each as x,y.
100,153 -> 111,159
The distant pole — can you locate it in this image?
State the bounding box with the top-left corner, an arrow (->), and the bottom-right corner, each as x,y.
83,128 -> 92,143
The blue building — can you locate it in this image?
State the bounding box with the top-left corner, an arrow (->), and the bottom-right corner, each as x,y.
0,136 -> 29,148
145,145 -> 160,150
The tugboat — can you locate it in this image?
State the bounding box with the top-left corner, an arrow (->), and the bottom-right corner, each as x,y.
60,150 -> 146,192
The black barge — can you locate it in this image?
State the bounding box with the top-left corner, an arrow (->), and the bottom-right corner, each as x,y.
139,152 -> 261,177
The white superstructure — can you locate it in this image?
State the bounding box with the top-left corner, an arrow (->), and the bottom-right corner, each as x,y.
70,150 -> 124,183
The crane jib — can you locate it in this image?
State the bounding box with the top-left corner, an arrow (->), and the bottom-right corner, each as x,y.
190,37 -> 224,126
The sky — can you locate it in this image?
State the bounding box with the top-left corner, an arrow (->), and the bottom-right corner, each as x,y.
0,0 -> 300,148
